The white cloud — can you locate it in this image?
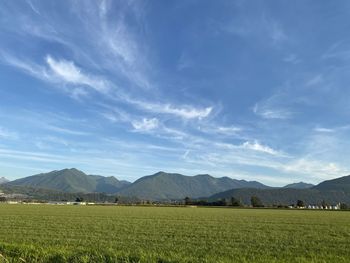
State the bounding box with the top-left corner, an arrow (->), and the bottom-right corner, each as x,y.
314,127 -> 334,133
130,100 -> 213,119
182,150 -> 190,160
241,141 -> 279,155
306,74 -> 323,87
2,51 -> 213,120
269,20 -> 287,44
25,0 -> 41,15
46,55 -> 110,93
321,41 -> 350,61
282,159 -> 349,180
253,103 -> 293,119
199,125 -> 243,138
220,11 -> 288,47
132,118 -> 159,131
216,126 -> 241,134
1,1 -> 215,121
283,54 -> 301,64
0,148 -> 72,164
0,53 -> 50,81
0,127 -> 18,139
162,105 -> 212,119
103,22 -> 138,66
101,113 -> 120,123
177,53 -> 194,71
45,125 -> 90,136
1,53 -> 110,97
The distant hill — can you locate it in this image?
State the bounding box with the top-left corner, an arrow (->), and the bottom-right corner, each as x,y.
313,175 -> 350,192
117,171 -> 270,200
0,184 -> 139,203
0,177 -> 9,184
209,186 -> 350,206
6,168 -> 130,193
283,182 -> 314,189
208,175 -> 350,205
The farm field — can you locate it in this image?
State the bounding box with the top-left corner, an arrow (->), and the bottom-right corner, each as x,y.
0,205 -> 349,263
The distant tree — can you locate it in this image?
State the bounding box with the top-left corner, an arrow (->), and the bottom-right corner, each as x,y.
321,200 -> 327,209
230,197 -> 242,207
251,196 -> 263,207
114,196 -> 119,204
340,203 -> 348,210
184,197 -> 191,205
296,200 -> 304,208
75,197 -> 83,202
220,198 -> 227,206
0,196 -> 6,202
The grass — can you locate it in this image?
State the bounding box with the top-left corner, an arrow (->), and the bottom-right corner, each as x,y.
0,204 -> 349,262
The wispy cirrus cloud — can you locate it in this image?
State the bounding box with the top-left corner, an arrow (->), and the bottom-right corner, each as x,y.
2,51 -> 213,120
0,127 -> 18,139
1,53 -> 110,96
282,159 -> 349,180
177,52 -> 194,71
45,125 -> 91,136
283,53 -> 301,64
0,52 -> 50,80
0,1 -> 213,121
198,125 -> 246,140
217,5 -> 289,47
305,74 -> 324,87
46,56 -> 110,94
132,118 -> 159,132
0,148 -> 73,164
253,102 -> 294,120
241,141 -> 279,155
128,100 -> 213,120
313,127 -> 334,133
264,16 -> 287,45
321,41 -> 350,61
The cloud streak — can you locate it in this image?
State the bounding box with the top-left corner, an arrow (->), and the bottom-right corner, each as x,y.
128,100 -> 213,119
46,56 -> 110,94
253,103 -> 293,120
132,118 -> 159,132
241,141 -> 279,155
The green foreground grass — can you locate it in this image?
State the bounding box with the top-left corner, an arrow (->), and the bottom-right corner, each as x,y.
0,205 -> 349,263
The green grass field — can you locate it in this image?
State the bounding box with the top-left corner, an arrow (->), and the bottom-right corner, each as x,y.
0,204 -> 349,263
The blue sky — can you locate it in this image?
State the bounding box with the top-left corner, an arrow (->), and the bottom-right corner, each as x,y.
1,1 -> 350,185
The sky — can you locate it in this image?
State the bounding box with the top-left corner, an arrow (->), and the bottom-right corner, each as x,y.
1,1 -> 350,185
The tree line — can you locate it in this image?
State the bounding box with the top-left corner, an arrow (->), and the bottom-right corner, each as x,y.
183,196 -> 349,209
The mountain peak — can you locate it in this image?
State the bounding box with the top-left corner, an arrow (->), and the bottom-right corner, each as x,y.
284,182 -> 314,189
195,174 -> 212,178
154,171 -> 167,176
66,168 -> 84,173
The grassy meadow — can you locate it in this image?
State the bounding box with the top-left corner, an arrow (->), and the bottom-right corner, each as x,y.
0,204 -> 349,263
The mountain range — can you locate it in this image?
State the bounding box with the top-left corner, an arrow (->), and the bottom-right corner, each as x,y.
4,169 -> 269,199
117,171 -> 270,200
210,175 -> 350,205
6,168 -> 130,194
2,168 -> 350,204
